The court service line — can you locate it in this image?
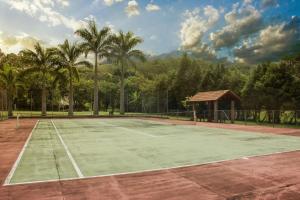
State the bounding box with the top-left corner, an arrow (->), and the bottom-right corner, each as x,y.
3,120 -> 40,186
51,120 -> 84,178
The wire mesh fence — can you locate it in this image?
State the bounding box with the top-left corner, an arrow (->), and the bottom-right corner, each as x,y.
197,110 -> 300,127
0,111 -> 8,121
3,108 -> 300,128
11,110 -> 195,120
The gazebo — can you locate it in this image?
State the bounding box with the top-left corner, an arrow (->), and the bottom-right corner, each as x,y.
187,90 -> 241,123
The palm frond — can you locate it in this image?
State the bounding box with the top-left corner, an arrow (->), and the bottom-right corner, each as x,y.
75,27 -> 93,42
128,50 -> 146,62
21,66 -> 42,76
74,61 -> 93,68
71,67 -> 80,81
110,31 -> 145,68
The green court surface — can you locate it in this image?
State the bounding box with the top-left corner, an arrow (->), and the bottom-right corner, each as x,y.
6,119 -> 300,185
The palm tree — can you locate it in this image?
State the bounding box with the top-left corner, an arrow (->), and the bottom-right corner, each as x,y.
75,20 -> 111,116
0,49 -> 5,65
0,64 -> 21,117
52,40 -> 92,116
110,31 -> 145,115
21,43 -> 56,116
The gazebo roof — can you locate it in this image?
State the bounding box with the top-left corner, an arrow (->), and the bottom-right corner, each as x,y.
187,90 -> 240,102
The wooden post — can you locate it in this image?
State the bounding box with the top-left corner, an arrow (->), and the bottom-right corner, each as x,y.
214,100 -> 218,123
193,103 -> 197,122
272,110 -> 275,128
208,102 -> 211,122
231,100 -> 235,123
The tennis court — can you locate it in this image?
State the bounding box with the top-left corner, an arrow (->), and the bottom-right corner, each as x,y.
5,118 -> 300,186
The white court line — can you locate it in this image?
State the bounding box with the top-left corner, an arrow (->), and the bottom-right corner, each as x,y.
5,148 -> 300,186
51,120 -> 84,178
3,120 -> 40,186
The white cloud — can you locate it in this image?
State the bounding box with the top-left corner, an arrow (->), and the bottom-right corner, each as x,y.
56,0 -> 69,7
204,5 -> 220,27
179,6 -> 219,60
105,21 -> 117,33
244,0 -> 253,5
234,17 -> 300,64
4,0 -> 84,31
103,0 -> 114,6
149,35 -> 157,40
180,6 -> 219,49
0,32 -> 45,53
101,0 -> 123,6
210,3 -> 262,48
146,3 -> 160,12
125,0 -> 140,17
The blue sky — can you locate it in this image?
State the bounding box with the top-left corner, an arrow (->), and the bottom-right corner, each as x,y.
0,0 -> 299,64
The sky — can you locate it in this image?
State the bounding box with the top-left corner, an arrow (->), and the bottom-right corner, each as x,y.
0,0 -> 299,64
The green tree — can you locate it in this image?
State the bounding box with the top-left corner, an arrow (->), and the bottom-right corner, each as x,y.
75,20 -> 111,116
99,71 -> 119,113
21,43 -> 57,116
0,49 -> 5,66
52,40 -> 92,116
0,64 -> 22,116
173,54 -> 201,107
110,31 -> 145,114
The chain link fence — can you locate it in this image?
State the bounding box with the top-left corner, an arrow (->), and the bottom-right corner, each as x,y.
6,109 -> 300,128
0,111 -> 8,121
197,110 -> 300,127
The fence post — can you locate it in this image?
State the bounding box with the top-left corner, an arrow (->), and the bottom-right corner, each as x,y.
256,111 -> 259,124
192,104 -> 197,122
272,110 -> 275,128
296,111 -> 298,126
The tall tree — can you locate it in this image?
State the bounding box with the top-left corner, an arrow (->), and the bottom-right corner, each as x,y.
0,64 -> 21,117
21,43 -> 56,116
110,31 -> 145,115
75,20 -> 111,116
174,54 -> 193,102
52,40 -> 92,116
0,49 -> 5,66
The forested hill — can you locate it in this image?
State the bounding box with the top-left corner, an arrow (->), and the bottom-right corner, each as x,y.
150,50 -> 228,63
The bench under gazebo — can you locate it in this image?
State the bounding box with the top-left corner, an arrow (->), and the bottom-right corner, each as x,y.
187,90 -> 241,123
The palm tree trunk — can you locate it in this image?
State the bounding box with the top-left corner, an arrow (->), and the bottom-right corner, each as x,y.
93,53 -> 99,116
7,92 -> 13,117
120,62 -> 125,115
41,86 -> 47,116
68,73 -> 74,116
